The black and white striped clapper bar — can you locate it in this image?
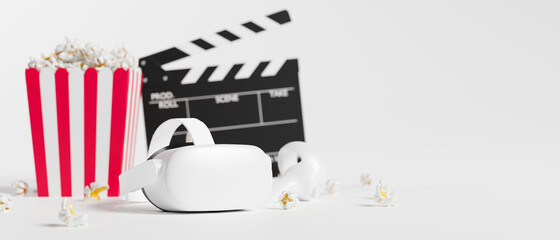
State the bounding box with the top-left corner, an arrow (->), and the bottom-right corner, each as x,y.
139,10 -> 304,176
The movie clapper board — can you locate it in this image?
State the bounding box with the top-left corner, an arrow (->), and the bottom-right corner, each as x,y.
140,10 -> 304,176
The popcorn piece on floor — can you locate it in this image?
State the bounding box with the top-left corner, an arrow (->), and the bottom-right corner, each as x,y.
279,191 -> 299,210
373,179 -> 398,207
361,173 -> 373,187
325,179 -> 340,194
84,182 -> 109,201
12,180 -> 29,197
59,198 -> 88,227
0,193 -> 13,213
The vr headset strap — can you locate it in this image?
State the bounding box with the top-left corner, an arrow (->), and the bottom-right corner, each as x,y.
148,118 -> 215,157
120,118 -> 215,194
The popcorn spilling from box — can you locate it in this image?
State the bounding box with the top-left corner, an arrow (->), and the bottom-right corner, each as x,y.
361,173 -> 373,187
28,37 -> 138,71
325,179 -> 340,194
373,179 -> 398,207
0,193 -> 13,213
279,191 -> 299,210
59,198 -> 88,227
84,182 -> 109,201
12,180 -> 29,197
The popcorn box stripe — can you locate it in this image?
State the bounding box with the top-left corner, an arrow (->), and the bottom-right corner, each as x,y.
122,70 -> 135,176
126,72 -> 138,170
69,68 -> 85,199
129,72 -> 143,170
129,72 -> 142,169
95,68 -> 113,199
107,68 -> 130,197
84,69 -> 97,188
40,68 -> 61,197
125,72 -> 134,170
25,67 -> 141,198
55,69 -> 72,197
25,68 -> 49,197
131,72 -> 141,167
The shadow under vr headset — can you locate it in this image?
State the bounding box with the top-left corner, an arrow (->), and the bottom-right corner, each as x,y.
119,118 -> 272,212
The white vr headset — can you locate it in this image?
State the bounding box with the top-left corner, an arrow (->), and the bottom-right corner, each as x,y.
120,118 -> 327,212
119,118 -> 272,212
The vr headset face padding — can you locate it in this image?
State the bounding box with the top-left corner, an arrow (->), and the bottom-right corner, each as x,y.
119,118 -> 272,212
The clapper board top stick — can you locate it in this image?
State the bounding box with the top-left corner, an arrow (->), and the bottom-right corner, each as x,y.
140,10 -> 304,176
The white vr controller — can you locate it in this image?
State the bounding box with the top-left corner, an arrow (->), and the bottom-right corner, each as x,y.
271,141 -> 327,201
119,118 -> 326,212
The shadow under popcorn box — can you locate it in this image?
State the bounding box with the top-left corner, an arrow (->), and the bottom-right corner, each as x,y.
25,67 -> 142,198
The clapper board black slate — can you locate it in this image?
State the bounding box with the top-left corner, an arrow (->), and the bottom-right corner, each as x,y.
140,10 -> 304,176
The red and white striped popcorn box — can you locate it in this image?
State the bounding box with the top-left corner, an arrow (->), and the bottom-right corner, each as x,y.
25,67 -> 142,198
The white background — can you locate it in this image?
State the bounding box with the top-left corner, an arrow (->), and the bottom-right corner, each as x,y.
0,0 -> 559,238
